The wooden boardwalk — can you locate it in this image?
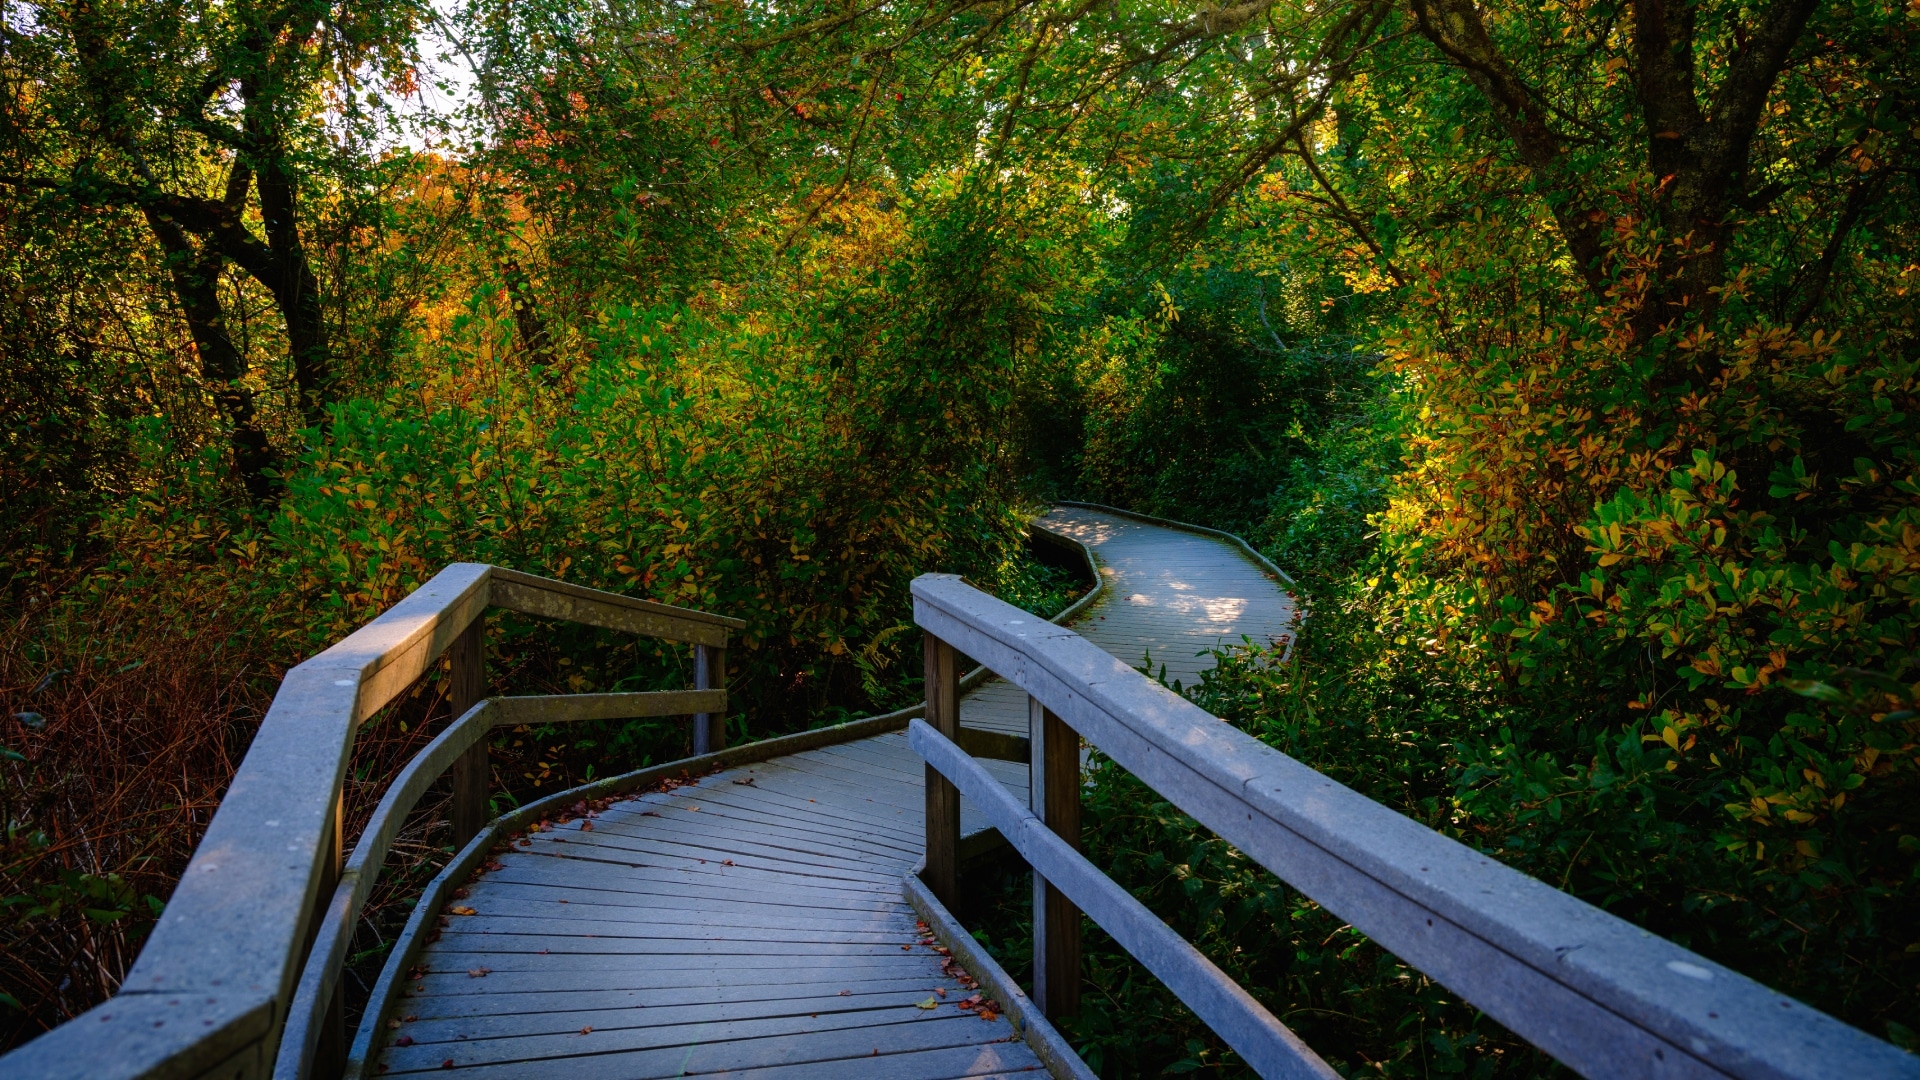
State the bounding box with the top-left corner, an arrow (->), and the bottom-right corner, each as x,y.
375,506 -> 1295,1078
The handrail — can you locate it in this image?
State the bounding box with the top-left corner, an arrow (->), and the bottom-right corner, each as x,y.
0,564 -> 740,1080
910,718 -> 1335,1079
907,573 -> 1919,1080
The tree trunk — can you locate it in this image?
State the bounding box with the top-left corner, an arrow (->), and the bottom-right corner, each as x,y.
142,200 -> 277,501
501,257 -> 557,376
248,122 -> 332,427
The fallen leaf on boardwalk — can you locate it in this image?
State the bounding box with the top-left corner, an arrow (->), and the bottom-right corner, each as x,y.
916,997 -> 937,1010
579,821 -> 593,831
394,1036 -> 414,1047
448,906 -> 477,916
979,1008 -> 1000,1022
900,945 -> 911,951
403,1015 -> 418,1022
579,1026 -> 592,1035
388,1019 -> 401,1029
934,988 -> 947,997
467,967 -> 491,978
838,990 -> 851,996
721,859 -> 735,866
441,1060 -> 454,1069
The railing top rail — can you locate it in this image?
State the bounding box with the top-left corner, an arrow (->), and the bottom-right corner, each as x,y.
489,567 -> 745,644
909,572 -> 1918,1080
1,563 -> 738,1080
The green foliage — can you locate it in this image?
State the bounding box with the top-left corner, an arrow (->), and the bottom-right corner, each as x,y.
1,871 -> 161,931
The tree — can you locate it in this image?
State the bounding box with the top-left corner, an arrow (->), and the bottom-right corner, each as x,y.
2,0 -> 425,498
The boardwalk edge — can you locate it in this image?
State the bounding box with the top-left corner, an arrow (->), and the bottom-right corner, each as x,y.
904,861 -> 1099,1080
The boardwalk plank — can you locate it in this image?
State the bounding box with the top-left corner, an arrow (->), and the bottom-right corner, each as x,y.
715,1044 -> 1047,1079
428,930 -> 922,956
451,894 -> 916,934
440,912 -> 915,944
400,978 -> 962,1021
567,812 -> 906,867
395,987 -> 950,1045
499,850 -> 903,899
469,866 -> 911,902
407,955 -> 949,994
382,1011 -> 1013,1077
644,785 -> 922,848
591,804 -> 919,861
518,826 -> 900,883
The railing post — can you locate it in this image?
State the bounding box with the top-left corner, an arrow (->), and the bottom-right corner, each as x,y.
711,646 -> 728,751
922,632 -> 961,908
309,788 -> 347,1077
692,643 -> 726,754
448,618 -> 488,848
1030,694 -> 1082,1018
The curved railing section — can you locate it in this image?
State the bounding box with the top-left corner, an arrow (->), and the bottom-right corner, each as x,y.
0,565 -> 742,1080
907,573 -> 1919,1080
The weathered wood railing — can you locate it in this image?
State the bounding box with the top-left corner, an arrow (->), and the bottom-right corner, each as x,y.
907,573 -> 1920,1080
0,564 -> 742,1080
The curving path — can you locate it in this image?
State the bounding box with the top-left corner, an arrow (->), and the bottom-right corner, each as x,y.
374,507 -> 1294,1079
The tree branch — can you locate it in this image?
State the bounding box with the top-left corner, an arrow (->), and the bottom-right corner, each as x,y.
1408,0 -> 1609,296
1791,171 -> 1884,330
1695,0 -> 1821,189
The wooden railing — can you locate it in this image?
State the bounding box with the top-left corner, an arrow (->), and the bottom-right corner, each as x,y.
907,573 -> 1920,1080
0,565 -> 741,1080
